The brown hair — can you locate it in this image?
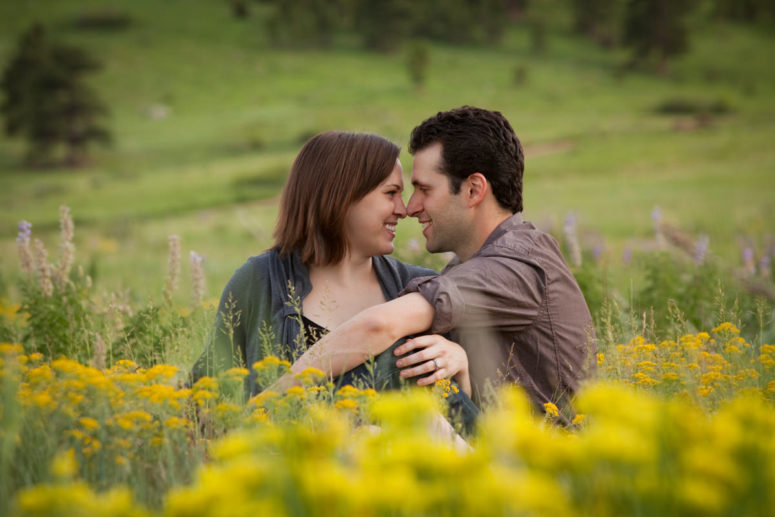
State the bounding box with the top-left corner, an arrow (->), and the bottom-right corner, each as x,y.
273,131 -> 400,266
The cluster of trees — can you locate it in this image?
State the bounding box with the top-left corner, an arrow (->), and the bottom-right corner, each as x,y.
1,25 -> 110,167
249,0 -> 514,50
248,0 -> 773,65
2,0 -> 773,167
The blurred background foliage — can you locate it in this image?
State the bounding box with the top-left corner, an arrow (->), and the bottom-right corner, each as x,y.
0,0 -> 773,327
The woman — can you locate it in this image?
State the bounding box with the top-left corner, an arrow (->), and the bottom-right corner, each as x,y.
192,131 -> 476,427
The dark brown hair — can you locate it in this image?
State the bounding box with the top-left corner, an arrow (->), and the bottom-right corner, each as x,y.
409,106 -> 524,213
273,131 -> 400,266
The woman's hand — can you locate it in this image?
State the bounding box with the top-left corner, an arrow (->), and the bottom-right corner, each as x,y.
394,335 -> 472,396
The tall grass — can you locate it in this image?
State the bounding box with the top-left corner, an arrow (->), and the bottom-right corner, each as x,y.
1,206 -> 774,515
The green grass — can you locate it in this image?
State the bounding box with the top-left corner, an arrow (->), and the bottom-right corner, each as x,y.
1,1 -> 773,302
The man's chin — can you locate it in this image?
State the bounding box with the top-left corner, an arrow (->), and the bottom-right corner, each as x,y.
425,241 -> 442,254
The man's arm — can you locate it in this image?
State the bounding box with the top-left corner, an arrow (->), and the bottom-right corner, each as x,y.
268,293 -> 435,392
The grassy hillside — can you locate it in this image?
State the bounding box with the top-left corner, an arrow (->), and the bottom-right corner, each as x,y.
1,1 -> 774,303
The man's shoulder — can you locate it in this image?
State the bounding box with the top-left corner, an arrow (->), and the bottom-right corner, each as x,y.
482,220 -> 560,260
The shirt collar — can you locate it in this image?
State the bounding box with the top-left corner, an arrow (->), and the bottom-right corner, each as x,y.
480,212 -> 524,250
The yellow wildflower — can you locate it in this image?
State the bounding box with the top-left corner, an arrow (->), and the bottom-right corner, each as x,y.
253,356 -> 291,370
0,343 -> 24,356
543,402 -> 559,418
635,360 -> 657,372
633,372 -> 658,387
193,376 -> 219,391
164,417 -> 190,430
225,367 -> 250,378
246,407 -> 269,424
193,390 -> 217,406
27,364 -> 54,385
571,413 -> 586,425
114,410 -> 153,430
249,390 -> 279,407
337,385 -> 360,398
335,398 -> 359,411
31,391 -> 56,410
51,449 -> 77,479
286,385 -> 307,398
112,359 -> 139,371
361,388 -> 377,397
712,322 -> 740,334
697,385 -> 713,397
295,366 -> 326,384
79,417 -> 99,431
144,364 -> 178,382
596,353 -> 605,365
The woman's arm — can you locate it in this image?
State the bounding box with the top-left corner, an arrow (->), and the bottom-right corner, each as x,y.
268,293 -> 435,391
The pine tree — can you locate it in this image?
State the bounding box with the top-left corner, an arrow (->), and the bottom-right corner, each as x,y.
623,0 -> 696,73
1,24 -> 110,167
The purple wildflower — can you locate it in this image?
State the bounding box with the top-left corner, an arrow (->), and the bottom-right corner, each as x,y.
622,247 -> 633,265
694,234 -> 709,265
742,247 -> 756,275
17,220 -> 32,243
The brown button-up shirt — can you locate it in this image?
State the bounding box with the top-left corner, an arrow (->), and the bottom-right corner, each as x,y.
402,213 -> 596,417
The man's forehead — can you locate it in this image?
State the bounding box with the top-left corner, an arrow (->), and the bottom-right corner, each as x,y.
410,143 -> 444,183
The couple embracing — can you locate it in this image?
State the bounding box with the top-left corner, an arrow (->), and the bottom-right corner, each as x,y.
192,106 -> 596,430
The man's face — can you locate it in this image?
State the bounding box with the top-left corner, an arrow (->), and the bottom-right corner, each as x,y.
407,142 -> 469,255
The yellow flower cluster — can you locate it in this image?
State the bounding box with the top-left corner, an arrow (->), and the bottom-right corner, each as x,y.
601,324 -> 773,409
4,323 -> 775,517
433,378 -> 460,398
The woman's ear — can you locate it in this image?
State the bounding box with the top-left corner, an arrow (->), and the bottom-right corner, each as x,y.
465,172 -> 488,207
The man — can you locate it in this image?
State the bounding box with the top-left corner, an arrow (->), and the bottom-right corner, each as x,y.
279,106 -> 596,420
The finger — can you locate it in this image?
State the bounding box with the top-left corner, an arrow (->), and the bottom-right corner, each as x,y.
400,359 -> 437,379
393,338 -> 417,356
393,335 -> 443,355
417,370 -> 445,386
395,347 -> 437,368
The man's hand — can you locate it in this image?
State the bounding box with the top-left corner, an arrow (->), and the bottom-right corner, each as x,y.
394,334 -> 472,396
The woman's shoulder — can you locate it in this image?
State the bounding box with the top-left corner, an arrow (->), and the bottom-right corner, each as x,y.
227,249 -> 278,286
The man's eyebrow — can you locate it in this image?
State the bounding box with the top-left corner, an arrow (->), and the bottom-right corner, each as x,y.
411,179 -> 429,187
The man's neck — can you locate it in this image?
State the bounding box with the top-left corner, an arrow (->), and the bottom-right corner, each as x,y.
456,210 -> 513,262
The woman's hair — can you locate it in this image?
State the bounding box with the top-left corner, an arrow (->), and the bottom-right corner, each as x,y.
273,131 -> 400,266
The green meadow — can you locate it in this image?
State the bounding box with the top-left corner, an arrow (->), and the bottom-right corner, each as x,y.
1,0 -> 774,305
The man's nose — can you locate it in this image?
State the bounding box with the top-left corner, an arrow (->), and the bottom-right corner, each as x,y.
406,193 -> 421,218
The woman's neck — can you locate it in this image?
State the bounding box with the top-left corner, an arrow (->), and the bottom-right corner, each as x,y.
304,251 -> 384,330
308,251 -> 373,288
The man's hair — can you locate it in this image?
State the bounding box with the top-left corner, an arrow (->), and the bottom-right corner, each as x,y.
408,106 -> 524,213
274,131 -> 400,266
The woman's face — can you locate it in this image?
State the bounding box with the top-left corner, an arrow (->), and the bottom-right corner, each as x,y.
344,160 -> 407,259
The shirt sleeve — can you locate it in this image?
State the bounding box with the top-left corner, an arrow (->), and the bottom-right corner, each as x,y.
401,254 -> 545,335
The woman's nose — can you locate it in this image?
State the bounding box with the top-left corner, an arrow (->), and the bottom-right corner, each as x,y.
394,197 -> 407,218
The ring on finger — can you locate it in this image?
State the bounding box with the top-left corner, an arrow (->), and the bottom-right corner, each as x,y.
432,358 -> 441,370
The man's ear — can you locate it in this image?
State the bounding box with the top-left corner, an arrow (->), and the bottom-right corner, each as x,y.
464,172 -> 488,207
